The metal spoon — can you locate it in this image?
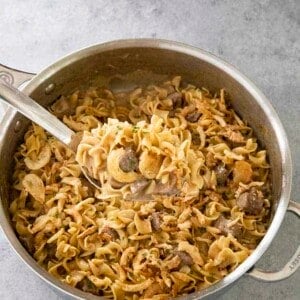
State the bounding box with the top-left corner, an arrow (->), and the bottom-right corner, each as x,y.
0,82 -> 102,190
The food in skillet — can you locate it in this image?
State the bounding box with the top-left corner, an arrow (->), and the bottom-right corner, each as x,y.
10,76 -> 271,299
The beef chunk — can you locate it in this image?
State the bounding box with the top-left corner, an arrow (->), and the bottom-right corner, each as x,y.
119,148 -> 138,172
175,250 -> 193,266
168,109 -> 176,118
51,95 -> 77,118
168,92 -> 184,109
223,128 -> 244,145
192,132 -> 201,145
154,173 -> 178,195
130,179 -> 149,194
81,178 -> 96,196
76,278 -> 98,295
150,212 -> 162,231
185,111 -> 201,123
237,187 -> 264,215
45,243 -> 57,259
100,226 -> 119,242
214,165 -> 228,186
214,215 -> 242,238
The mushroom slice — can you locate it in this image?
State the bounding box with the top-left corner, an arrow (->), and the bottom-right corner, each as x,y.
177,241 -> 204,266
24,143 -> 51,170
22,174 -> 45,203
107,148 -> 139,183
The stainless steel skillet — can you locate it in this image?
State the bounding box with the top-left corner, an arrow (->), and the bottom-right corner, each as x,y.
0,39 -> 299,299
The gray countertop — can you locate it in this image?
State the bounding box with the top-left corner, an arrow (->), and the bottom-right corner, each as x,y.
0,0 -> 299,299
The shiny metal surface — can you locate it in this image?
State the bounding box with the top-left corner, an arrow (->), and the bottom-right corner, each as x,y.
0,81 -> 105,191
0,72 -> 146,197
247,200 -> 300,281
0,39 -> 296,299
0,82 -> 74,146
0,64 -> 34,88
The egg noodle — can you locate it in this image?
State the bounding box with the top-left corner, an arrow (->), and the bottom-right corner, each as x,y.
10,77 -> 271,299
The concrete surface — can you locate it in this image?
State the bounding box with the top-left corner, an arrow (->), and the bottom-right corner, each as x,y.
0,0 -> 299,299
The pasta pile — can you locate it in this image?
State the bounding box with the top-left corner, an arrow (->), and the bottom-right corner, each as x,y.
10,77 -> 271,299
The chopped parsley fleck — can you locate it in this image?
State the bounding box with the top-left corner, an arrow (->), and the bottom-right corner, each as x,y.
132,126 -> 140,133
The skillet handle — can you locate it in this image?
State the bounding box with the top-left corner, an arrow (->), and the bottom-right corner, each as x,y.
247,200 -> 300,281
0,64 -> 35,88
0,64 -> 35,117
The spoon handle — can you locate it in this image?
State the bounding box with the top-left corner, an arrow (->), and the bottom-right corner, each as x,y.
0,82 -> 74,146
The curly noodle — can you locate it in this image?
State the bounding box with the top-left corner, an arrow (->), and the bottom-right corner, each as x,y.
10,76 -> 271,299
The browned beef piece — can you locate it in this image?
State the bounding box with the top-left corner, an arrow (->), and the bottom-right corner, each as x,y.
237,187 -> 264,215
192,132 -> 201,145
154,173 -> 178,196
76,278 -> 98,295
168,92 -> 184,109
222,128 -> 244,145
100,226 -> 119,241
214,215 -> 242,238
44,242 -> 57,259
130,179 -> 149,194
119,148 -> 139,172
214,165 -> 228,186
150,212 -> 162,231
185,111 -> 201,123
168,110 -> 176,118
175,250 -> 193,266
51,96 -> 77,118
81,178 -> 95,196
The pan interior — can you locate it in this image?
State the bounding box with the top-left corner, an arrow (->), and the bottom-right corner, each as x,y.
0,43 -> 286,299
0,46 -> 282,216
